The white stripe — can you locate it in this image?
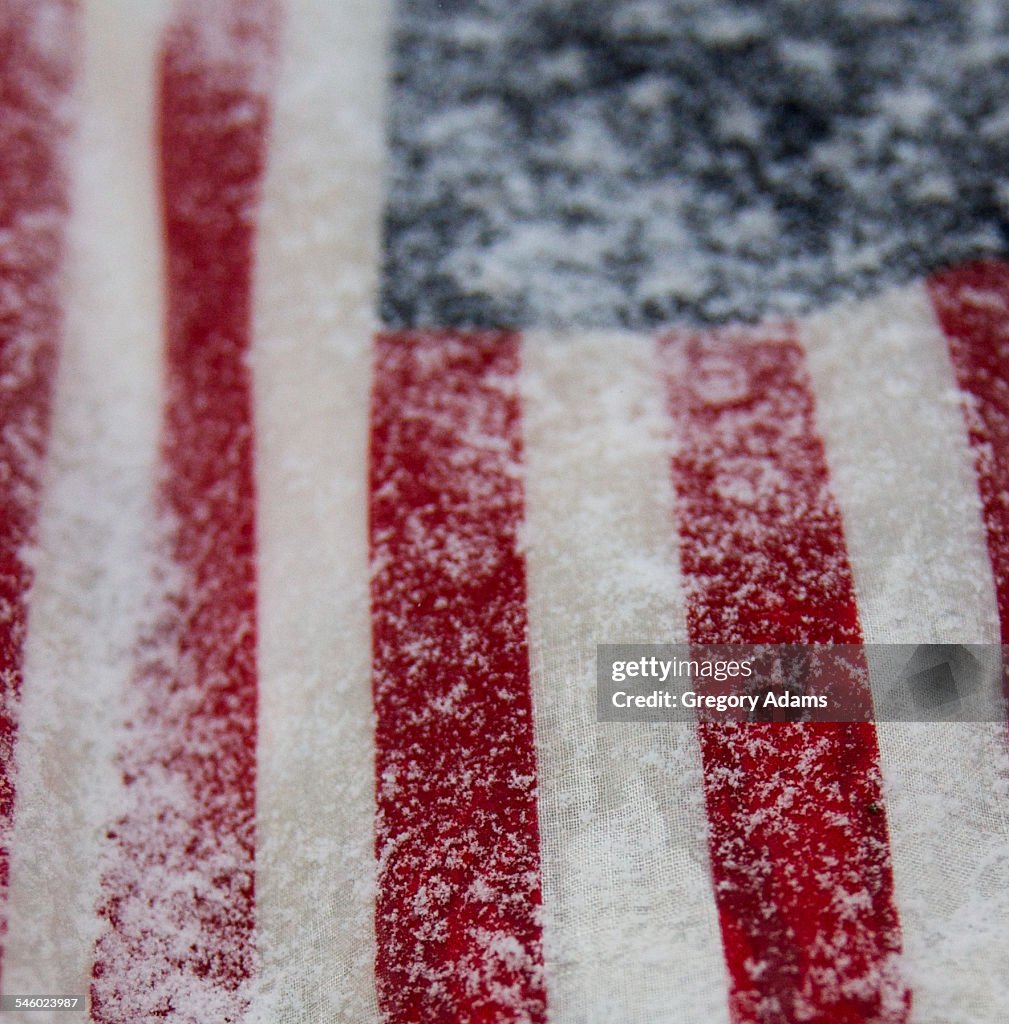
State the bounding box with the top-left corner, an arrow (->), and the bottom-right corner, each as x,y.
4,0 -> 168,1001
804,282 -> 1009,1024
521,331 -> 730,1024
248,0 -> 389,1020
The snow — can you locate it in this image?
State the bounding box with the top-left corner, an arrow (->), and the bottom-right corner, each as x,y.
384,0 -> 1009,328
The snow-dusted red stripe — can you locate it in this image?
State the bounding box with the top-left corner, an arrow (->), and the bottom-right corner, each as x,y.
658,329 -> 908,1024
929,260 -> 1009,646
370,331 -> 547,1024
90,4 -> 276,1020
0,0 -> 75,984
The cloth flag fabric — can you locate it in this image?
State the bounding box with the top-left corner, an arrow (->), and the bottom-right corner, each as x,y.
3,2 -> 1009,1023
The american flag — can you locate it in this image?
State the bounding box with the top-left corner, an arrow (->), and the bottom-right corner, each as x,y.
3,1 -> 1009,1022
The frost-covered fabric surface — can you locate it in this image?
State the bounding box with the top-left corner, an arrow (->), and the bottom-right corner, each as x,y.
384,0 -> 1009,327
4,2 -> 1009,1024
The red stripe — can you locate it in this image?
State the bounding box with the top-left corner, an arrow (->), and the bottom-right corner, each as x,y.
0,0 -> 74,983
658,329 -> 908,1024
369,331 -> 547,1024
928,260 -> 1009,645
90,5 -> 276,1019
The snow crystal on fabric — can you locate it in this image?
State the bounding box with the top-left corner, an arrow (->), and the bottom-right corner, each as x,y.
382,0 -> 1009,328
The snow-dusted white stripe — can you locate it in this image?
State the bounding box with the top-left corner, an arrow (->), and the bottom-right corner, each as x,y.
248,0 -> 389,1020
803,283 -> 1009,1024
521,331 -> 730,1024
3,0 -> 168,1002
